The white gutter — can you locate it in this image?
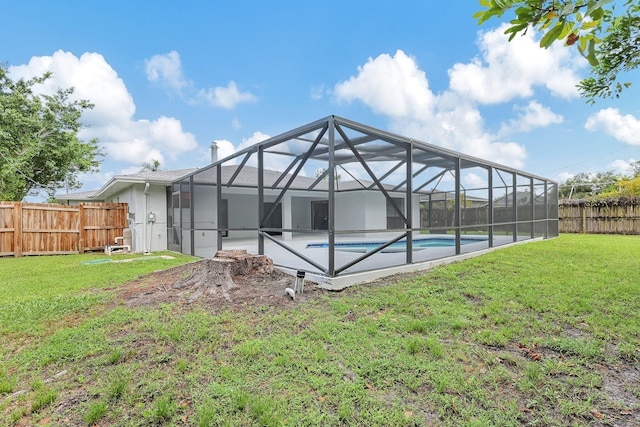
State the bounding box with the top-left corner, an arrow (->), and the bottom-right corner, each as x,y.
143,182 -> 150,253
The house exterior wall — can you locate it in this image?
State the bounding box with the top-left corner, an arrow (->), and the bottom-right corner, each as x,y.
333,191 -> 421,233
103,183 -> 169,253
335,192 -> 365,231
193,185 -> 216,229
291,196 -> 319,230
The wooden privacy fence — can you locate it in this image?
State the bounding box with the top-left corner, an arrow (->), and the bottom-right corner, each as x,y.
559,198 -> 640,235
0,202 -> 128,257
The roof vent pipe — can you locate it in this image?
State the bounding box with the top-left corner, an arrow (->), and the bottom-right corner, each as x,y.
210,141 -> 218,163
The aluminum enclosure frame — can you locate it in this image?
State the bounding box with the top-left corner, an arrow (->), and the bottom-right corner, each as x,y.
168,115 -> 559,285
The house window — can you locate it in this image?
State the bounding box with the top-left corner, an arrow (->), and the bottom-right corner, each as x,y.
386,197 -> 405,229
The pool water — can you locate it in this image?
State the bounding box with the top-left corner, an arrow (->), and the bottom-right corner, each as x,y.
306,236 -> 487,253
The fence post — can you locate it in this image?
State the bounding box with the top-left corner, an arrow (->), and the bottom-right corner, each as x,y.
78,204 -> 85,254
582,205 -> 587,234
13,202 -> 22,258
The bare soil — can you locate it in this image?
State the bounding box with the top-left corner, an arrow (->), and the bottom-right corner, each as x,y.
117,260 -> 326,309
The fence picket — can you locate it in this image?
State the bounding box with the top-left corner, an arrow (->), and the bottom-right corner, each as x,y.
0,202 -> 128,257
558,199 -> 640,234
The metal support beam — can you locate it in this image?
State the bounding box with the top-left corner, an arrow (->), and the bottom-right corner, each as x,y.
392,163 -> 429,192
488,167 -> 494,248
530,177 -> 535,239
258,146 -> 264,255
216,165 -> 223,250
544,180 -> 549,238
415,169 -> 447,193
367,161 -> 405,190
189,175 -> 195,256
454,158 -> 461,255
512,173 -> 518,242
261,231 -> 327,274
227,152 -> 252,187
328,117 -> 336,277
271,156 -> 301,189
406,145 -> 413,264
335,233 -> 406,275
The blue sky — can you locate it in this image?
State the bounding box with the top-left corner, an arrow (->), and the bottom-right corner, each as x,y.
5,1 -> 640,197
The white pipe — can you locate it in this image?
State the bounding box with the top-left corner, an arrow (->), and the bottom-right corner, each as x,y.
148,220 -> 153,253
143,182 -> 150,253
285,288 -> 296,300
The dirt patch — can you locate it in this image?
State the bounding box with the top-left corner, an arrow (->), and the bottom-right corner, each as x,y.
117,260 -> 325,310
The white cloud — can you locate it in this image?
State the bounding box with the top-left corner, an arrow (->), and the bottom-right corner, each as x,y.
464,172 -> 488,189
335,50 -> 434,118
558,171 -> 575,182
237,131 -> 271,152
499,101 -> 564,136
211,132 -> 293,172
585,108 -> 640,145
145,50 -> 191,94
197,81 -> 257,109
333,50 -> 527,168
9,50 -> 198,170
232,117 -> 242,130
310,84 -> 325,100
448,23 -> 583,104
609,158 -> 638,176
144,51 -> 257,109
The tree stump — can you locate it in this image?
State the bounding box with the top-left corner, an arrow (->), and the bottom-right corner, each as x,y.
172,250 -> 274,303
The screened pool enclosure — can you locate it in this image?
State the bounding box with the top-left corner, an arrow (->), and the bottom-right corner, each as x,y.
168,116 -> 558,288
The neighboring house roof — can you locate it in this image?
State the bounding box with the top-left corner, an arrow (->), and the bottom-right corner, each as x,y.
55,190 -> 99,201
55,168 -> 198,202
492,190 -> 533,206
419,192 -> 488,204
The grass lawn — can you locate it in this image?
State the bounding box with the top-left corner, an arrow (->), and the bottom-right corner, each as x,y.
1,235 -> 639,426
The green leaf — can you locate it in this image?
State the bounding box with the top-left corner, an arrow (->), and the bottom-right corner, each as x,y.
581,20 -> 599,30
590,7 -> 605,21
540,23 -> 565,48
586,0 -> 600,15
559,21 -> 575,39
475,7 -> 504,24
561,3 -> 575,16
579,36 -> 588,52
586,39 -> 599,66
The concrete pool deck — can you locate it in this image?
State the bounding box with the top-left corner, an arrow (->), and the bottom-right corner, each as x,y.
200,233 -> 546,290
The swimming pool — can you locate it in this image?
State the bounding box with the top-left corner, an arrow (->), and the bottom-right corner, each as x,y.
306,236 -> 487,253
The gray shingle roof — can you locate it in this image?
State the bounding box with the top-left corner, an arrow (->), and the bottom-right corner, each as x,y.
55,168 -> 198,201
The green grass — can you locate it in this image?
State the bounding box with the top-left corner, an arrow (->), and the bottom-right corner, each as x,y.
0,252 -> 195,336
1,235 -> 639,426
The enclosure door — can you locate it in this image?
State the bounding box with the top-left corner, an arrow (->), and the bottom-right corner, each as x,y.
167,189 -> 181,252
219,199 -> 228,238
263,202 -> 282,235
311,200 -> 329,230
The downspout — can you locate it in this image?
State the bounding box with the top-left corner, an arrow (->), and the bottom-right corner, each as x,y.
143,182 -> 150,253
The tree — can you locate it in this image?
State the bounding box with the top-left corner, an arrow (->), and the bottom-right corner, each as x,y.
140,159 -> 161,173
475,0 -> 640,103
559,170 -> 619,198
599,175 -> 640,197
0,65 -> 102,201
314,167 -> 341,182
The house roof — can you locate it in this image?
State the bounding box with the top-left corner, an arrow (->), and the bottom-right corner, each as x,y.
188,165 -> 404,193
55,168 -> 198,202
